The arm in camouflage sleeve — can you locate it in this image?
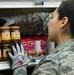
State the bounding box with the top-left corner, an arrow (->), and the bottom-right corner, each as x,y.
12,59 -> 60,75
10,40 -> 59,75
7,40 -> 60,75
31,60 -> 60,75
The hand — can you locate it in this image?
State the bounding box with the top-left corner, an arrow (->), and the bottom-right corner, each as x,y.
7,41 -> 28,69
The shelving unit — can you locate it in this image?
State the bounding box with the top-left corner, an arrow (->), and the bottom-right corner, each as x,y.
0,1 -> 61,71
0,1 -> 61,8
0,61 -> 10,70
0,58 -> 41,71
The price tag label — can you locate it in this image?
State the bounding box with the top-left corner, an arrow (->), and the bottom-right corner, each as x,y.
34,0 -> 44,7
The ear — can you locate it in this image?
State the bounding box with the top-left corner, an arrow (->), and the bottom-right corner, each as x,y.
60,17 -> 68,28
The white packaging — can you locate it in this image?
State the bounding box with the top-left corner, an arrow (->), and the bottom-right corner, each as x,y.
35,41 -> 41,52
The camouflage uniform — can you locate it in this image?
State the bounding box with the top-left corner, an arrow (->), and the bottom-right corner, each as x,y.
13,39 -> 74,75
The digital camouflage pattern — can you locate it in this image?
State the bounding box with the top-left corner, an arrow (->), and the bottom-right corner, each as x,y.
13,66 -> 27,75
0,12 -> 50,36
13,39 -> 74,75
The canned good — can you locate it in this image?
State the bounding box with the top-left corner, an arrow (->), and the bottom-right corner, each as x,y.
10,26 -> 21,41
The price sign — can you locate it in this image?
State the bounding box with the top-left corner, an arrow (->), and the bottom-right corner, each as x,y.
34,0 -> 44,7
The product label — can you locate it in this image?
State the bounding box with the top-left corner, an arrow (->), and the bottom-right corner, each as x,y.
3,49 -> 8,58
28,40 -> 35,57
29,41 -> 35,50
34,0 -> 44,6
2,31 -> 11,41
23,42 -> 29,52
21,40 -> 29,52
11,30 -> 20,40
0,35 -> 1,43
0,50 -> 2,59
3,48 -> 10,58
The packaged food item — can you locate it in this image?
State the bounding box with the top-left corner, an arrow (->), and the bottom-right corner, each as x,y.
2,44 -> 11,60
28,38 -> 35,57
10,26 -> 21,41
1,26 -> 11,44
21,38 -> 36,58
35,40 -> 42,57
0,27 -> 1,44
40,37 -> 47,55
21,37 -> 47,57
35,37 -> 47,57
0,34 -> 1,44
0,45 -> 2,60
21,38 -> 29,52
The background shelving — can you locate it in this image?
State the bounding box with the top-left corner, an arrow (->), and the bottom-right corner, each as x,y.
0,1 -> 61,8
0,0 -> 61,71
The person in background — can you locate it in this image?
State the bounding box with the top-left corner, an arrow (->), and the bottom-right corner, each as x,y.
7,0 -> 74,75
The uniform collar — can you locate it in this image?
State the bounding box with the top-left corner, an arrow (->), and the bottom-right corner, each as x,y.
53,39 -> 74,54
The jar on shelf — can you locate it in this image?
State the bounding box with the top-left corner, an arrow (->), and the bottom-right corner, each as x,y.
0,34 -> 1,44
0,27 -> 1,44
10,26 -> 21,41
2,44 -> 11,60
0,45 -> 2,61
1,26 -> 11,44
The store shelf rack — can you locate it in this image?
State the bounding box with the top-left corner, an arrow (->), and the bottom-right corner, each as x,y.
0,61 -> 10,71
0,1 -> 61,8
0,58 -> 41,71
0,1 -> 61,71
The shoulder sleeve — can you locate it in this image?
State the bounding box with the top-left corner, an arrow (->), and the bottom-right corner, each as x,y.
31,60 -> 60,75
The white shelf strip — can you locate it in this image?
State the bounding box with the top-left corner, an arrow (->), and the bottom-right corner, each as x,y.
0,61 -> 10,70
0,59 -> 41,70
0,1 -> 61,8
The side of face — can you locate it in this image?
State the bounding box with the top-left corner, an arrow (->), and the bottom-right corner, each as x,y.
48,8 -> 69,43
48,9 -> 62,42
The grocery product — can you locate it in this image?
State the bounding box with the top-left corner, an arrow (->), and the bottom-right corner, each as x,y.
1,26 -> 11,44
2,44 -> 11,60
0,45 -> 2,60
10,26 -> 21,41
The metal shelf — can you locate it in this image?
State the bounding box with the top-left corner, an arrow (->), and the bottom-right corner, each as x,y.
0,1 -> 61,8
0,58 -> 41,71
0,1 -> 60,71
0,61 -> 10,71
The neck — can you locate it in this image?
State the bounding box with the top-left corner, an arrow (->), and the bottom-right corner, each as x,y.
56,34 -> 73,45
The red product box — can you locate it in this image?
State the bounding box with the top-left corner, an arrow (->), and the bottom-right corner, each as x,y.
28,38 -> 35,57
21,39 -> 29,52
35,37 -> 47,57
21,37 -> 36,57
21,37 -> 47,57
